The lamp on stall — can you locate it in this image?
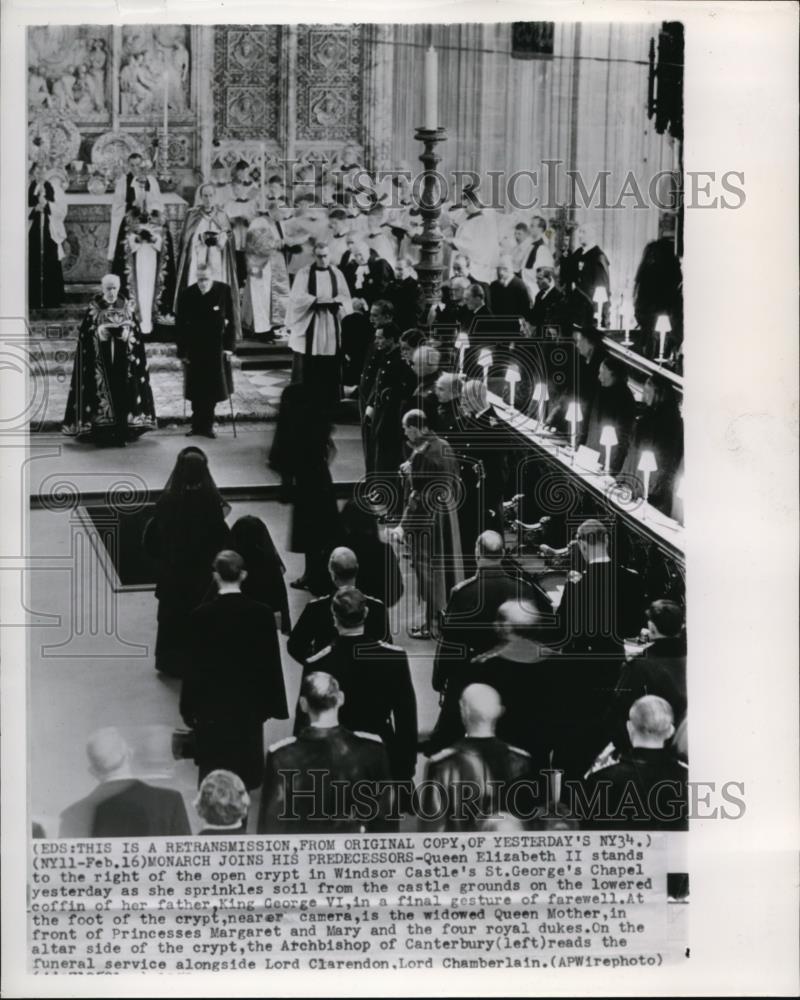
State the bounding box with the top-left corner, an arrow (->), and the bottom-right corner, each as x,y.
532,382 -> 549,425
505,365 -> 521,409
638,450 -> 658,505
478,348 -> 492,385
620,292 -> 634,347
599,424 -> 618,475
655,314 -> 671,363
593,285 -> 608,328
565,401 -> 582,454
455,331 -> 470,372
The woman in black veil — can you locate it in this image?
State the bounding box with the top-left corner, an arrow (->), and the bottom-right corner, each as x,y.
229,515 -> 292,636
144,447 -> 231,676
269,384 -> 339,596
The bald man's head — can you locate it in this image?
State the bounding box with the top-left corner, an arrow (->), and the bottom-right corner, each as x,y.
86,728 -> 130,780
627,695 -> 675,748
497,599 -> 542,640
475,530 -> 504,561
328,546 -> 359,585
460,683 -> 504,734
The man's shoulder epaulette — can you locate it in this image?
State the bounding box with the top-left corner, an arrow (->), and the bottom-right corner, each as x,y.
472,645 -> 503,664
353,730 -> 383,743
506,744 -> 531,759
451,574 -> 478,594
268,736 -> 297,753
376,640 -> 404,653
307,645 -> 333,664
428,747 -> 456,763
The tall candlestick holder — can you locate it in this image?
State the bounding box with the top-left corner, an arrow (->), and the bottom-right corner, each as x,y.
413,127 -> 447,325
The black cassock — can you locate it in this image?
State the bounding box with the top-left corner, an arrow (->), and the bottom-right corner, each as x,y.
176,280 -> 235,406
28,180 -> 64,309
62,294 -> 157,444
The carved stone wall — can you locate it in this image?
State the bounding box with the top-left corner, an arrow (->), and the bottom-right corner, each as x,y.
295,25 -> 364,144
29,26 -> 112,122
212,27 -> 283,140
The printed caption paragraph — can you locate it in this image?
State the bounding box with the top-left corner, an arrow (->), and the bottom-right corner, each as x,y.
30,834 -> 668,973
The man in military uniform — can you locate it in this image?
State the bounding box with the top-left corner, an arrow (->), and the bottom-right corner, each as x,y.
428,600 -> 561,767
419,684 -> 538,831
451,379 -> 510,566
365,322 -> 417,476
258,672 -> 394,833
432,530 -> 554,696
287,547 -> 389,665
294,588 -> 418,783
357,299 -> 394,472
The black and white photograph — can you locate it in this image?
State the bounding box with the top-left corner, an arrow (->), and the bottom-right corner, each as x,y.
1,2 -> 798,996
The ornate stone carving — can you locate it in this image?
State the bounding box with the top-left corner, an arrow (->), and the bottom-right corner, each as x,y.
296,26 -> 364,142
213,27 -> 281,139
28,111 -> 82,171
91,131 -> 146,177
120,25 -> 191,118
28,27 -> 111,120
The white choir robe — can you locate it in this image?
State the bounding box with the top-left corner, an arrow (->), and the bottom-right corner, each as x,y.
107,174 -> 163,259
451,210 -> 499,283
187,217 -> 230,288
328,232 -> 351,267
126,229 -> 163,334
286,265 -> 352,357
520,242 -> 556,303
221,187 -> 258,252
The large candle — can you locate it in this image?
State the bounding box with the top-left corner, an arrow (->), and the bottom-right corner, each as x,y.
260,142 -> 266,211
162,70 -> 169,168
424,46 -> 438,130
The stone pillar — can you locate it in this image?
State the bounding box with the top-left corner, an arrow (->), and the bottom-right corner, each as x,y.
196,26 -> 215,179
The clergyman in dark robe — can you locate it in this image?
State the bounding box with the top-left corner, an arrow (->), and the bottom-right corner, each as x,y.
62,273 -> 157,445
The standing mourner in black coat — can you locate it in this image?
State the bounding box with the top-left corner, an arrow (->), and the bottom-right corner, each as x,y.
268,383 -> 340,595
175,266 -> 235,438
144,448 -> 231,677
580,356 -> 637,475
365,325 -> 417,476
620,377 -> 684,515
28,164 -> 65,309
561,224 -> 611,326
181,551 -> 289,790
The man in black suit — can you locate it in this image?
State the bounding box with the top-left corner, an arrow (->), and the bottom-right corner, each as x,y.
406,343 -> 441,428
386,256 -> 420,333
259,671 -> 394,833
287,546 -> 390,664
59,728 -> 191,837
488,256 -> 530,339
608,599 -> 687,752
175,262 -> 235,439
345,241 -> 394,305
561,223 -> 611,327
555,518 -> 645,660
181,550 -> 289,789
294,588 -> 418,782
580,355 -> 637,474
529,266 -> 567,335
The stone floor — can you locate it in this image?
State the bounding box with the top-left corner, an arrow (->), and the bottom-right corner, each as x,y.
30,345 -> 291,431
